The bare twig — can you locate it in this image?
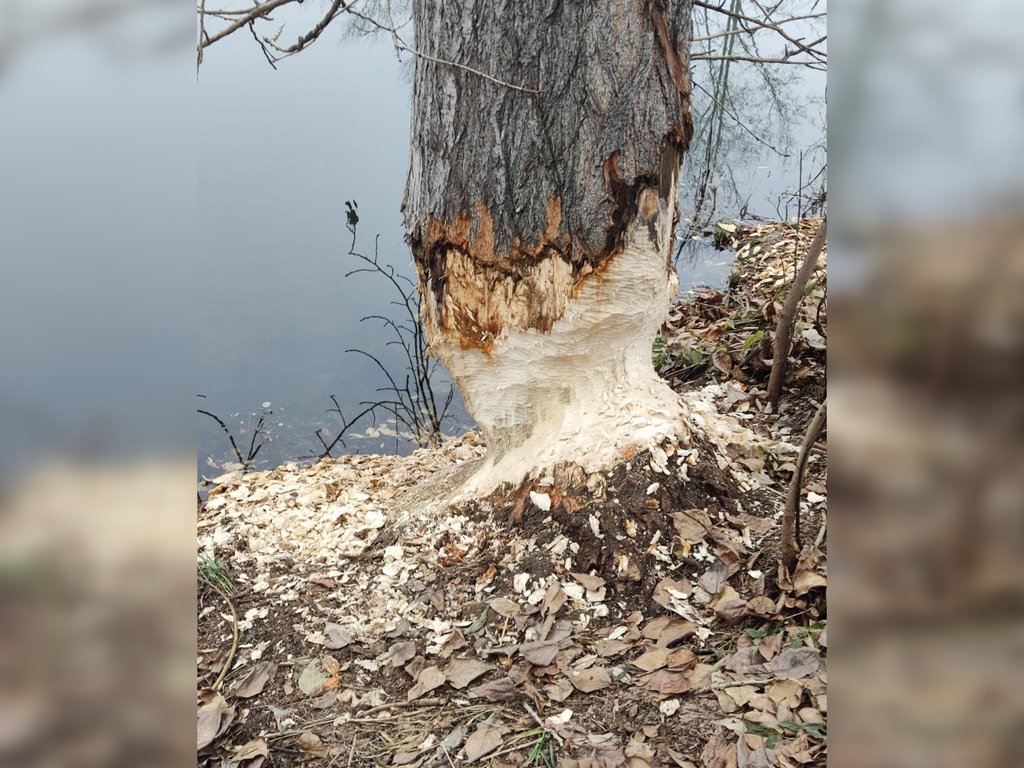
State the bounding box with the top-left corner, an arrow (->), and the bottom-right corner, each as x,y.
766,217 -> 827,407
690,678 -> 777,695
197,0 -> 539,92
394,41 -> 539,93
523,702 -> 565,746
346,733 -> 357,768
197,0 -> 207,72
692,80 -> 789,158
692,53 -> 825,70
781,399 -> 826,572
326,211 -> 454,451
316,400 -> 379,458
693,0 -> 827,62
248,19 -> 278,69
359,697 -> 444,717
198,0 -> 297,50
260,0 -> 346,58
197,408 -> 245,466
199,572 -> 240,692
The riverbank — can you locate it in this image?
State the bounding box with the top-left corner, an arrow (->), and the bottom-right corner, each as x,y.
198,218 -> 827,767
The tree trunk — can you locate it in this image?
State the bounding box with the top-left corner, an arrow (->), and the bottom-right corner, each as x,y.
403,0 -> 695,492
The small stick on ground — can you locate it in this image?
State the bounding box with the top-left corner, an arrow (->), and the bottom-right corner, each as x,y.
523,702 -> 565,746
690,678 -> 776,695
198,567 -> 239,692
781,400 -> 827,572
359,697 -> 444,717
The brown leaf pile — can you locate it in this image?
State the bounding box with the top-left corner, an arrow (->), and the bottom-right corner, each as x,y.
661,218 -> 826,394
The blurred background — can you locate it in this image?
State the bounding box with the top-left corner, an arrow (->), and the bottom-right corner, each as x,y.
828,1 -> 1024,765
0,0 -> 1022,765
0,2 -> 196,766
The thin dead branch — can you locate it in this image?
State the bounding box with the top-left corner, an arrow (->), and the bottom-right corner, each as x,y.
692,80 -> 789,158
692,53 -> 825,70
197,0 -> 297,50
198,406 -> 266,469
781,399 -> 826,572
693,0 -> 827,62
766,216 -> 827,407
313,204 -> 455,457
198,564 -> 239,692
196,0 -> 539,92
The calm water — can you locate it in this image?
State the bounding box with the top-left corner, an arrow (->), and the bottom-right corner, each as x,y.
197,32 -> 824,481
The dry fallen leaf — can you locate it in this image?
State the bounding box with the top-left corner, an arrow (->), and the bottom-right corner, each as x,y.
226,738 -> 269,768
715,684 -> 760,713
228,661 -> 276,699
296,731 -> 327,756
736,734 -> 774,768
594,638 -> 633,658
545,677 -> 574,702
571,572 -> 606,591
666,647 -> 697,670
666,747 -> 698,767
798,706 -> 825,724
324,623 -> 354,650
197,690 -> 230,751
487,597 -> 522,618
767,679 -> 803,708
310,690 -> 338,709
298,658 -> 339,697
653,577 -> 692,609
700,728 -> 738,768
440,630 -> 468,658
464,724 -> 505,762
407,665 -> 446,701
438,724 -> 468,755
763,648 -> 822,679
745,596 -> 776,617
541,582 -> 567,617
699,560 -> 729,596
642,616 -> 697,647
519,639 -> 560,667
388,641 -> 417,668
444,658 -> 492,689
632,648 -> 669,672
568,666 -> 612,692
475,563 -> 497,591
469,676 -> 518,701
792,569 -> 827,596
712,586 -> 747,624
671,510 -> 712,542
775,732 -> 821,764
644,669 -> 691,696
758,631 -> 783,662
403,655 -> 426,680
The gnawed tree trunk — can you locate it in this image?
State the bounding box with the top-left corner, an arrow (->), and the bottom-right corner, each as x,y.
403,0 -> 694,492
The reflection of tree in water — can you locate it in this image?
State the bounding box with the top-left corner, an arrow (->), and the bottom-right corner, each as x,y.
679,0 -> 826,249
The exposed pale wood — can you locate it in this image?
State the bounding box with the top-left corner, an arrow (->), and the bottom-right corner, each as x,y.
401,1 -> 697,487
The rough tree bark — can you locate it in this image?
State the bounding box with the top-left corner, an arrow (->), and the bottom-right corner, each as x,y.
403,0 -> 695,492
